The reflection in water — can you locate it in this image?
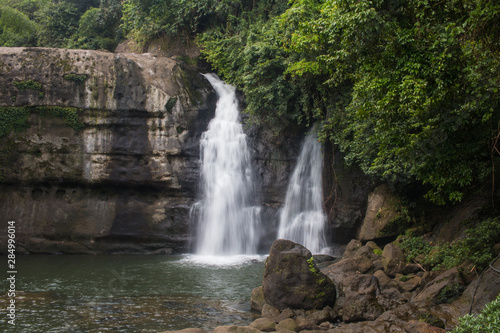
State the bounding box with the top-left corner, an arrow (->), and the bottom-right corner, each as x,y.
0,255 -> 265,332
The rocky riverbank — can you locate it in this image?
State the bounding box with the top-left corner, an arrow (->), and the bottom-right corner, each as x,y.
161,239 -> 500,333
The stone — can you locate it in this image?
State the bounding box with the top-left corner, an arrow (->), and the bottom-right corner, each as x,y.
328,321 -> 405,333
262,240 -> 336,310
373,270 -> 391,289
251,286 -> 265,313
322,255 -> 373,276
159,329 -> 206,333
261,304 -> 280,319
381,243 -> 406,277
335,274 -> 385,322
307,307 -> 335,325
458,256 -> 500,315
213,326 -> 262,333
357,184 -> 403,241
414,268 -> 464,304
342,239 -> 362,258
275,308 -> 294,322
404,320 -> 446,333
249,318 -> 275,332
275,318 -> 298,332
396,274 -> 422,292
295,316 -> 316,330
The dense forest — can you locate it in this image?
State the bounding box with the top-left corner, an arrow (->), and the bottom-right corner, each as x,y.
3,0 -> 498,207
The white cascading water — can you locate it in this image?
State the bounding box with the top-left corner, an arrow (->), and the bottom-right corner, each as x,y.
277,129 -> 327,254
192,74 -> 261,256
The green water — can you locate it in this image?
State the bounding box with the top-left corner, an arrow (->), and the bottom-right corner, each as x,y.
0,255 -> 266,332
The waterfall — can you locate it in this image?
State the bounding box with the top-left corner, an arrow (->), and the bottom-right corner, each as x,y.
191,74 -> 261,256
277,129 -> 327,254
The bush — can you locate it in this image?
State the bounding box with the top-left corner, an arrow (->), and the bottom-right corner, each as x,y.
397,217 -> 500,271
451,294 -> 500,333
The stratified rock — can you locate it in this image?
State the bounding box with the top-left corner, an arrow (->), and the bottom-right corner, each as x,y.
0,47 -> 216,254
262,240 -> 336,310
381,243 -> 406,277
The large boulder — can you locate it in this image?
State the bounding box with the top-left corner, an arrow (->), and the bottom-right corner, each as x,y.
262,240 -> 336,310
381,243 -> 406,277
357,184 -> 404,241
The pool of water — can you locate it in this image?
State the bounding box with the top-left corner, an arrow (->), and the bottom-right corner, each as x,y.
0,254 -> 266,332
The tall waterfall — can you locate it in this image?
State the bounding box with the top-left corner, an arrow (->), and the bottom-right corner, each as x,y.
192,74 -> 261,256
277,129 -> 327,254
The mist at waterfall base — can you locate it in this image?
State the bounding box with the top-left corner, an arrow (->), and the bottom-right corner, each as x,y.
189,74 -> 262,259
277,130 -> 328,254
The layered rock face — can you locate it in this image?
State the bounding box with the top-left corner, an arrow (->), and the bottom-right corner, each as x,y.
0,47 -> 216,253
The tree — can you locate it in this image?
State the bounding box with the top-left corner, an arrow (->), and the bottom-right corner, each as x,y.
0,5 -> 37,46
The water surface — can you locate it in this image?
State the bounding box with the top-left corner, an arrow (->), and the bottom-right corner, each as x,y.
0,254 -> 265,332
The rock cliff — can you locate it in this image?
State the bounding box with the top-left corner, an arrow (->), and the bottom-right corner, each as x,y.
0,47 -> 217,253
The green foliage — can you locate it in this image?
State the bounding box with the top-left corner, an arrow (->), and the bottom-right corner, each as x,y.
0,107 -> 31,138
0,106 -> 84,139
31,106 -> 85,130
398,217 -> 500,271
434,283 -> 465,305
198,0 -> 500,204
451,294 -> 500,333
13,79 -> 42,90
397,232 -> 432,263
0,5 -> 37,46
35,1 -> 80,47
63,73 -> 87,83
67,0 -> 123,51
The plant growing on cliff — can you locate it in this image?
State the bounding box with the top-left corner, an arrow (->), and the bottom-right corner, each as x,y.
451,294 -> 500,333
13,79 -> 42,91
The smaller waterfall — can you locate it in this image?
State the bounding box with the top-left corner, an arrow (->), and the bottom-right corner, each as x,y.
277,129 -> 327,254
191,74 -> 261,256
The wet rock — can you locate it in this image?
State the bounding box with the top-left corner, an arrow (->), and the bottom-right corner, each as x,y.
381,243 -> 405,277
262,240 -> 336,310
249,318 -> 275,332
